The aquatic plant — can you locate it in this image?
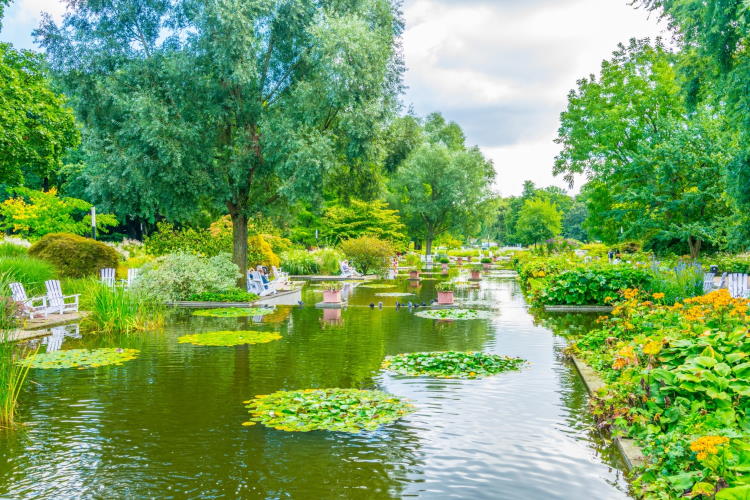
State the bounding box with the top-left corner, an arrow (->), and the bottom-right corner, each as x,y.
86,285 -> 165,334
242,388 -> 414,433
414,309 -> 492,320
187,289 -> 259,302
0,331 -> 36,427
359,284 -> 396,289
374,292 -> 415,297
17,348 -> 139,369
382,351 -> 525,379
192,307 -> 273,318
178,330 -> 281,346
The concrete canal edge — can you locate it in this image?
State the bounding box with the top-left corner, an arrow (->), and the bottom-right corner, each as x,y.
570,356 -> 646,471
545,305 -> 614,313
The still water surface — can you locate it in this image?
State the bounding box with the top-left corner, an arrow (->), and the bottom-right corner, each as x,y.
0,274 -> 630,499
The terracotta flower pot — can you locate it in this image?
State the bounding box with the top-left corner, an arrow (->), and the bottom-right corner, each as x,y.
441,263 -> 449,271
323,290 -> 342,303
483,263 -> 491,270
437,291 -> 454,305
470,270 -> 481,280
457,257 -> 463,265
323,308 -> 342,321
409,270 -> 420,279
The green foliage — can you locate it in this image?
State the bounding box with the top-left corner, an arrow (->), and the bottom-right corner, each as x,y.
359,283 -> 396,289
0,43 -> 79,186
17,348 -> 139,369
0,243 -> 27,258
144,222 -> 225,258
28,233 -> 119,278
414,309 -> 492,320
85,286 -> 164,334
340,236 -> 394,275
0,188 -> 117,240
382,351 -> 525,379
312,248 -> 345,275
649,262 -> 704,304
0,256 -> 56,294
38,0 -> 404,280
706,254 -> 750,274
188,289 -> 259,303
191,307 -> 273,318
0,331 -> 35,427
280,249 -> 320,275
247,234 -> 280,268
319,199 -> 407,247
242,388 -> 414,433
177,330 -> 281,347
133,253 -> 240,302
539,266 -> 652,306
435,281 -> 456,292
320,282 -> 343,292
515,198 -> 562,245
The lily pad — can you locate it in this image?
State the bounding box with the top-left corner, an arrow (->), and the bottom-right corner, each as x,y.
382,351 -> 525,379
17,348 -> 139,369
242,388 -> 414,433
359,284 -> 397,289
374,292 -> 415,297
414,308 -> 492,320
178,330 -> 282,346
192,307 -> 273,318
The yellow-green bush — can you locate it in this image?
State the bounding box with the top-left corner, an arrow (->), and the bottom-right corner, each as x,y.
117,255 -> 155,278
248,234 -> 280,268
29,233 -> 120,278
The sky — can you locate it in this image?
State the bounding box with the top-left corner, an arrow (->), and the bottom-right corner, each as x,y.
1,0 -> 667,196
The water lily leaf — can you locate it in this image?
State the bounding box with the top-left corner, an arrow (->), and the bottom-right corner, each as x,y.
192,307 -> 273,318
382,351 -> 525,379
414,309 -> 492,320
177,330 -> 281,346
17,348 -> 139,369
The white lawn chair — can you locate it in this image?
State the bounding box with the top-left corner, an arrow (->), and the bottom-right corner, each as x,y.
250,271 -> 277,297
9,282 -> 48,319
42,324 -> 81,353
703,272 -> 716,294
728,273 -> 749,298
339,261 -> 361,278
45,280 -> 80,314
126,268 -> 140,288
100,268 -> 116,287
271,266 -> 289,284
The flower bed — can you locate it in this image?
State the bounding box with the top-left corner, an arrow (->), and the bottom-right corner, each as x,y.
566,289 -> 750,498
192,307 -> 273,317
242,388 -> 413,433
382,351 -> 525,379
18,348 -> 139,369
414,309 -> 492,320
177,330 -> 281,346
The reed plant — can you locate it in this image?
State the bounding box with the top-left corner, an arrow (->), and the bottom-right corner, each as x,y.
0,256 -> 56,295
0,331 -> 36,428
649,261 -> 704,303
85,285 -> 164,334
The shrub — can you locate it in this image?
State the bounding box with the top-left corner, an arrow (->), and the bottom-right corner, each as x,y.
117,255 -> 156,278
649,262 -> 703,303
340,236 -> 394,275
0,243 -> 28,258
280,249 -> 320,275
133,253 -> 240,302
248,234 -> 280,268
320,281 -> 343,291
262,234 -> 293,254
188,289 -> 259,302
436,281 -> 456,292
144,222 -> 224,257
312,248 -> 344,275
28,233 -> 119,278
0,256 -> 57,294
539,265 -> 652,306
706,254 -> 750,274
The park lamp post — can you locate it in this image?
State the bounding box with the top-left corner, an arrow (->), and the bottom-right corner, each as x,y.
91,206 -> 97,240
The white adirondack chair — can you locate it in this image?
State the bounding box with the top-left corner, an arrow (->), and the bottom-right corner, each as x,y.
100,268 -> 116,287
271,266 -> 289,284
703,272 -> 716,294
728,273 -> 749,298
250,271 -> 277,297
42,324 -> 81,353
45,280 -> 80,314
126,268 -> 140,288
339,261 -> 361,278
718,272 -> 728,290
9,282 -> 48,319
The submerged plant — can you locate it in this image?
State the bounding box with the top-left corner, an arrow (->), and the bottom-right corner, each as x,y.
177,330 -> 281,346
242,388 -> 414,433
0,331 -> 36,427
414,309 -> 492,320
17,348 -> 139,369
192,307 -> 274,318
382,351 -> 526,379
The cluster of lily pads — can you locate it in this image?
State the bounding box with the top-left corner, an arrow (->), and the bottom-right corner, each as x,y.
414,308 -> 492,320
374,292 -> 415,297
242,388 -> 414,433
177,330 -> 281,346
359,284 -> 397,289
192,307 -> 273,318
382,351 -> 525,379
17,348 -> 140,369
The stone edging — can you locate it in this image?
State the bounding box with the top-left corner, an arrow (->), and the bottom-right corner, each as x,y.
545,305 -> 613,313
570,355 -> 645,471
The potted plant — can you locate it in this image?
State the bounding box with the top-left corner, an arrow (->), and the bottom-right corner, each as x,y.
322,282 -> 343,303
436,281 -> 456,305
438,256 -> 450,272
481,257 -> 492,270
469,265 -> 482,281
409,269 -> 420,279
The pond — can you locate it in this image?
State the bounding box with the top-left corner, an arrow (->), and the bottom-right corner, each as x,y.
0,273 -> 631,499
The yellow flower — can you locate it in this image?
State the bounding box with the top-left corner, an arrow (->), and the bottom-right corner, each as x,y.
652,292 -> 665,300
690,435 -> 729,460
643,340 -> 662,356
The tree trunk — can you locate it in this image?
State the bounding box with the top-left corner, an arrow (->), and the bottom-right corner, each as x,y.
688,236 -> 702,259
425,238 -> 433,256
414,240 -> 422,251
230,211 -> 249,289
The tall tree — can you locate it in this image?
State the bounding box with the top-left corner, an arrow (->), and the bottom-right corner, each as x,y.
515,198 -> 562,245
390,143 -> 495,255
554,39 -> 734,257
0,43 -> 79,188
36,0 -> 403,286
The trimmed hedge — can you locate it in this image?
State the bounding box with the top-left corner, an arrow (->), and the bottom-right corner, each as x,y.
539,266 -> 652,306
29,233 -> 119,278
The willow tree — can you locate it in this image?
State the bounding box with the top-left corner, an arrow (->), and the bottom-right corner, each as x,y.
36,0 -> 403,285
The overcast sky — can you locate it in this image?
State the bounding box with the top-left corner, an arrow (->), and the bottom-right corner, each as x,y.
2,0 -> 666,196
